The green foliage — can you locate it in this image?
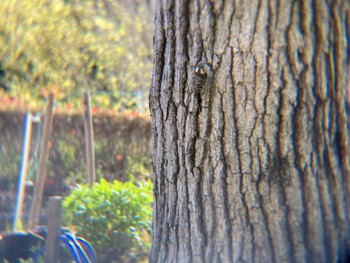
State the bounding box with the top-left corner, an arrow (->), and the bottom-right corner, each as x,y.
0,143 -> 21,191
62,179 -> 153,262
126,155 -> 152,181
0,0 -> 152,112
0,111 -> 152,199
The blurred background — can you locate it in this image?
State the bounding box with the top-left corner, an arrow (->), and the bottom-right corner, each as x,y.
0,0 -> 154,262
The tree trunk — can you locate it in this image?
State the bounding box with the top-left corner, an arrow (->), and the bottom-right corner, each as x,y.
149,1 -> 350,262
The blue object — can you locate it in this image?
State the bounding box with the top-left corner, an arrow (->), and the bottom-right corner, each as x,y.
76,236 -> 97,263
60,235 -> 82,263
0,227 -> 97,263
62,232 -> 93,263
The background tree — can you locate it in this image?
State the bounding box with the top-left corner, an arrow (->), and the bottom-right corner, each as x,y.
0,0 -> 153,111
149,0 -> 349,262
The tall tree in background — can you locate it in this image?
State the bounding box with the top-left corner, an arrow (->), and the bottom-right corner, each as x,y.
0,0 -> 153,108
149,0 -> 349,262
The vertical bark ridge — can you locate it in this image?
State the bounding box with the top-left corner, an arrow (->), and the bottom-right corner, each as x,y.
291,81 -> 311,263
260,0 -> 293,261
296,47 -> 326,263
262,1 -> 277,260
252,41 -> 277,263
336,0 -> 350,252
208,10 -> 236,253
231,48 -> 254,263
207,1 -> 240,262
229,49 -> 247,262
176,68 -> 191,263
173,0 -> 194,260
276,71 -> 295,263
197,69 -> 216,262
222,47 -> 244,263
217,91 -> 234,262
173,0 -> 190,261
150,0 -> 166,261
231,3 -> 269,262
285,2 -> 312,261
276,1 -> 317,261
185,85 -> 203,261
279,2 -> 301,258
180,0 -> 207,261
331,1 -> 350,256
245,2 -> 288,261
313,1 -> 341,261
207,88 -> 232,261
274,2 -> 308,261
202,158 -> 216,262
294,1 -> 327,262
159,0 -> 176,261
321,5 -> 342,259
222,2 -> 249,261
186,0 -> 213,261
197,88 -> 216,262
250,1 -> 278,262
200,0 -> 216,62
188,0 -> 216,261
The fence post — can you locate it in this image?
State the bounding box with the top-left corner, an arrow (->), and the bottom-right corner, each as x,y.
28,93 -> 55,229
45,196 -> 62,263
13,112 -> 32,231
83,91 -> 95,188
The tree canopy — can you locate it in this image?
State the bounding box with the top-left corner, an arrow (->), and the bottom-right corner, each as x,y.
0,0 -> 153,111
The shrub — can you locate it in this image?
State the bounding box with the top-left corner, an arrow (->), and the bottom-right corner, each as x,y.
62,179 -> 153,263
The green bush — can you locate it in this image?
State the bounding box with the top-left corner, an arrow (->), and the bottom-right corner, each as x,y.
62,179 -> 153,263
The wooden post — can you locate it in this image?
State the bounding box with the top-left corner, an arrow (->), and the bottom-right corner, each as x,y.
28,93 -> 55,229
13,112 -> 33,231
45,196 -> 62,263
83,91 -> 95,188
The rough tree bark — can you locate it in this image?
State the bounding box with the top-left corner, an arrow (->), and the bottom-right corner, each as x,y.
149,0 -> 350,262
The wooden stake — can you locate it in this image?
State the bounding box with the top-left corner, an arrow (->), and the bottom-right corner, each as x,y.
28,93 -> 54,229
13,112 -> 33,231
83,91 -> 95,188
45,196 -> 62,263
